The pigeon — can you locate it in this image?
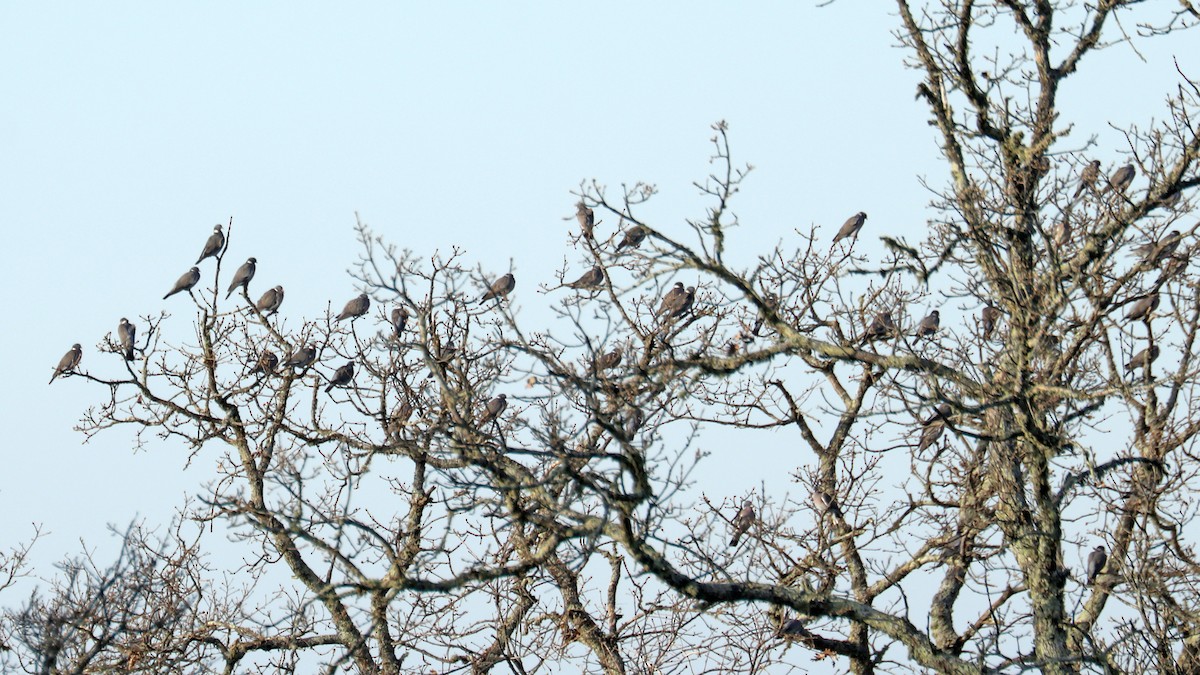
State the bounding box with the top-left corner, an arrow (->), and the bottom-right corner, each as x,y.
656,282 -> 694,319
1125,293 -> 1160,322
1086,545 -> 1107,585
336,293 -> 370,321
117,318 -> 136,361
622,407 -> 644,439
1136,230 -> 1183,266
391,307 -> 409,336
832,212 -> 867,245
596,347 -> 623,371
917,417 -> 946,452
812,490 -> 842,519
479,273 -> 516,304
616,226 -> 648,251
225,257 -> 257,299
923,403 -> 953,426
1125,345 -> 1160,374
778,618 -> 807,639
255,286 -> 284,316
251,350 -> 278,375
981,305 -> 1001,341
1108,164 -> 1136,194
565,266 -> 604,291
282,344 -> 317,370
49,344 -> 82,384
575,202 -> 594,238
196,224 -> 225,264
729,500 -> 756,547
164,267 -> 201,300
1074,160 -> 1100,198
479,393 -> 507,425
862,311 -> 895,343
1161,189 -> 1182,210
324,361 -> 355,393
915,310 -> 940,340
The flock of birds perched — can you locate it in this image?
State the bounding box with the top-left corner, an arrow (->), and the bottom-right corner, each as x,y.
50,160 -> 1163,603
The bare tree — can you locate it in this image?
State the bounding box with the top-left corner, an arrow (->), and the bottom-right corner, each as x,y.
8,2 -> 1200,673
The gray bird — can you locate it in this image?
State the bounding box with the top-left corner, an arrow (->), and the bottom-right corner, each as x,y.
251,350 -> 278,375
479,273 -> 516,304
391,307 -> 409,336
1108,164 -> 1136,193
596,347 -> 623,371
324,361 -> 355,393
915,310 -> 940,340
256,286 -> 284,316
778,618 -> 807,639
49,344 -> 82,384
479,393 -> 507,425
923,403 -> 953,426
622,407 -> 644,439
163,266 -> 201,300
387,400 -> 414,438
616,226 -> 648,251
575,202 -> 594,237
832,212 -> 867,245
565,266 -> 604,291
917,417 -> 946,452
981,305 -> 1001,341
196,224 -> 225,264
1052,220 -> 1071,249
336,293 -> 370,321
225,257 -> 257,299
656,282 -> 695,319
863,311 -> 895,343
1126,345 -> 1160,374
1086,545 -> 1107,585
812,490 -> 842,519
729,500 -> 756,547
1125,293 -> 1160,322
1074,160 -> 1100,198
117,318 -> 136,362
1137,230 -> 1183,266
282,344 -> 317,370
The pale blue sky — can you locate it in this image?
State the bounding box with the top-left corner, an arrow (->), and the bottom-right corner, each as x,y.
1,1 -> 1195,661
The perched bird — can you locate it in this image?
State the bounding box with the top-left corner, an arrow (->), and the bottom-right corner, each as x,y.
575,202 -> 594,237
1108,164 -> 1136,194
1052,220 -> 1071,249
1125,293 -> 1160,322
1136,230 -> 1183,266
862,311 -> 895,343
256,286 -> 284,316
1125,345 -> 1160,374
251,350 -> 278,375
915,310 -> 940,341
1160,189 -> 1182,210
282,344 -> 317,370
1086,545 -> 1107,585
729,500 -> 756,547
812,490 -> 842,519
917,417 -> 946,452
832,212 -> 867,245
225,257 -> 257,299
596,347 -> 623,372
981,305 -> 1001,341
387,400 -> 414,438
117,318 -> 136,362
479,394 -> 507,425
396,306 -> 415,333
479,273 -> 516,304
325,361 -> 355,393
622,407 -> 644,439
336,293 -> 370,321
1074,160 -> 1100,198
196,224 -> 225,264
164,267 -> 201,300
923,403 -> 953,426
565,266 -> 604,291
49,344 -> 82,384
656,282 -> 694,319
778,618 -> 807,639
616,226 -> 648,251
